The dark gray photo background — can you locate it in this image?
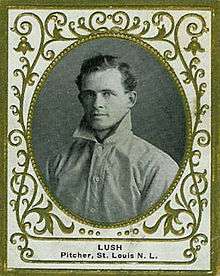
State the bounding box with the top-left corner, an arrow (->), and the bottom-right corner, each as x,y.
32,38 -> 186,177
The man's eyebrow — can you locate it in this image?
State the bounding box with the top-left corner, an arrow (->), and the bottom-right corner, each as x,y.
101,89 -> 117,94
81,89 -> 95,93
81,89 -> 118,94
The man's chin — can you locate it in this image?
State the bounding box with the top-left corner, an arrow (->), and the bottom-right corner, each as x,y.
90,121 -> 112,131
92,125 -> 111,131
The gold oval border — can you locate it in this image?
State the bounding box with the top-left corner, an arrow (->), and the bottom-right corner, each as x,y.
27,32 -> 192,229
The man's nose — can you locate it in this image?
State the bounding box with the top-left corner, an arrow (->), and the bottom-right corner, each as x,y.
93,93 -> 105,108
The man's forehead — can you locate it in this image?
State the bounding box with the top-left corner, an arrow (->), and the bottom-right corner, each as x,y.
81,68 -> 124,91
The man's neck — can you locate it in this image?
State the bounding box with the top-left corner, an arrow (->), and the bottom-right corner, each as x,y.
94,132 -> 108,143
73,112 -> 132,144
93,114 -> 128,142
94,124 -> 119,143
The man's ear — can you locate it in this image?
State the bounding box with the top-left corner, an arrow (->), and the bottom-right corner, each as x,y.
128,91 -> 137,108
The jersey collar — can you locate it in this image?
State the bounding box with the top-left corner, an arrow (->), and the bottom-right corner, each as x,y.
73,112 -> 133,145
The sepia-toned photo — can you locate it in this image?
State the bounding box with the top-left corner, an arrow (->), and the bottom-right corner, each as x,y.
32,38 -> 186,223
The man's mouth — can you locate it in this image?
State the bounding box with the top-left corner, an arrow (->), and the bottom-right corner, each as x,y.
93,113 -> 108,117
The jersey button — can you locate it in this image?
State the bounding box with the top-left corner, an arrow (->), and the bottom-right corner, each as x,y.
96,145 -> 102,153
94,176 -> 100,183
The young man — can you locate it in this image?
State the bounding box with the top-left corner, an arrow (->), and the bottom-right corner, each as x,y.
46,55 -> 178,223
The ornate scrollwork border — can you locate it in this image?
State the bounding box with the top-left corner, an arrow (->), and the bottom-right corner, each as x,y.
27,32 -> 191,229
8,9 -> 210,265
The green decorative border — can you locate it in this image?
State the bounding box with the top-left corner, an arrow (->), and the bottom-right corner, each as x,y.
27,32 -> 191,229
0,2 -> 216,273
7,9 -> 211,266
1,2 -> 219,276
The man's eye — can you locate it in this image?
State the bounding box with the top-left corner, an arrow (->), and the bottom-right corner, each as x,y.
102,91 -> 111,97
84,91 -> 95,98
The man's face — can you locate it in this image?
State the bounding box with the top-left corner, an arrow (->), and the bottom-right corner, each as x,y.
79,68 -> 136,134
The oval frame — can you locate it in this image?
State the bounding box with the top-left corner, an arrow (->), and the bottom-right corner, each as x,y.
27,32 -> 192,228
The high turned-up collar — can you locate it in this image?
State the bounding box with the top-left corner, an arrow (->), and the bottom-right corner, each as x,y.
73,112 -> 133,145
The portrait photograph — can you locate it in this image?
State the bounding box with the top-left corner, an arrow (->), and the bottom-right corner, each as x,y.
5,6 -> 213,272
31,38 -> 186,223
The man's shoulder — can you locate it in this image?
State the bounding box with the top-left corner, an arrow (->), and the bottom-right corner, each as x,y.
129,134 -> 179,170
48,139 -> 84,169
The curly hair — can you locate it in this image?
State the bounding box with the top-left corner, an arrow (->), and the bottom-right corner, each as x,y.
75,54 -> 137,92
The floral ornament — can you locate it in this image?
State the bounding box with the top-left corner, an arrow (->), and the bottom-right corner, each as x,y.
155,24 -> 167,39
184,37 -> 205,56
14,36 -> 34,55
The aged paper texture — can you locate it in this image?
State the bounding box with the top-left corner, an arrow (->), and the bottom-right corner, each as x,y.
1,1 -> 220,275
